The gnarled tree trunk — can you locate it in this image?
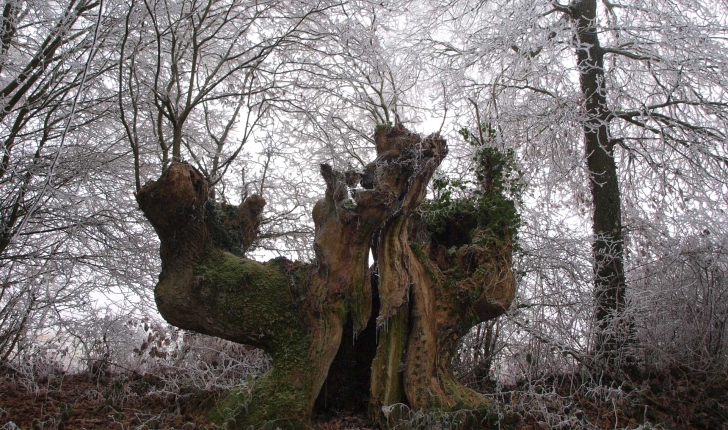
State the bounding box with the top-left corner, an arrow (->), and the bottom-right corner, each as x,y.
136,125 -> 516,428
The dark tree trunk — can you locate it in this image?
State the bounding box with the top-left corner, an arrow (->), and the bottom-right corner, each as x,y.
136,125 -> 516,428
569,0 -> 629,364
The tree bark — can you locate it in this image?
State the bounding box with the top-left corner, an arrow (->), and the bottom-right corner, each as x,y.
569,0 -> 629,364
136,124 -> 516,428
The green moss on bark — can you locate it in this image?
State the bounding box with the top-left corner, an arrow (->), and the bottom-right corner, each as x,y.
193,248 -> 316,428
193,249 -> 308,345
369,310 -> 409,424
211,342 -> 313,428
439,369 -> 489,409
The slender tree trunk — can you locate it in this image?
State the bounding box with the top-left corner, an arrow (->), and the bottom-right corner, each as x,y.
569,0 -> 629,365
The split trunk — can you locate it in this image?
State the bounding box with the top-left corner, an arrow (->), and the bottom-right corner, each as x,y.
136,125 -> 516,428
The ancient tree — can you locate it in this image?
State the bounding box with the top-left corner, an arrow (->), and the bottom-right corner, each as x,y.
136,125 -> 516,427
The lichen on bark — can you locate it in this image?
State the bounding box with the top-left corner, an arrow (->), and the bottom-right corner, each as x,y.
136,124 -> 517,429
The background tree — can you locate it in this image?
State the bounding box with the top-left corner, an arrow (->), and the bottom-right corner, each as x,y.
0,0 -> 155,362
116,0 -> 343,262
424,0 -> 728,371
117,0 -> 333,184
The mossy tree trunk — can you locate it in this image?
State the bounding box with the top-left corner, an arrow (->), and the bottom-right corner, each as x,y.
136,124 -> 516,428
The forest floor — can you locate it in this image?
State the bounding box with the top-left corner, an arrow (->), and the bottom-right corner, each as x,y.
1,366 -> 726,429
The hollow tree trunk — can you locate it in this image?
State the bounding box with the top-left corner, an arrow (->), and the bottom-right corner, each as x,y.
136,124 -> 516,428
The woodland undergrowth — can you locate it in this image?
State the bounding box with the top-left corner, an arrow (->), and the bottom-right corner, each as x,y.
1,314 -> 726,429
